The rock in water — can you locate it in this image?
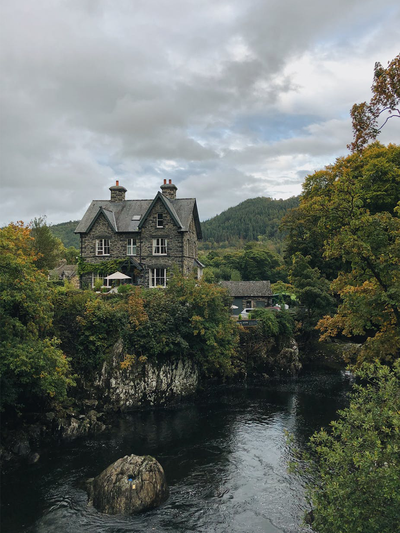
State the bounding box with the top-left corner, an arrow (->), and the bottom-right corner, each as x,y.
87,454 -> 169,514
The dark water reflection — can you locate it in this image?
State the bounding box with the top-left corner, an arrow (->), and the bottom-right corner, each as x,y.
1,370 -> 353,533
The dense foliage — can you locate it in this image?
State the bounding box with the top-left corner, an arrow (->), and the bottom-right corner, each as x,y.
283,142 -> 400,363
201,241 -> 286,283
288,253 -> 336,339
30,216 -> 65,270
51,272 -> 239,380
304,362 -> 400,533
0,223 -> 74,411
201,196 -> 299,250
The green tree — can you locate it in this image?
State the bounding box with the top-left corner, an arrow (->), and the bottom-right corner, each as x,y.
283,144 -> 400,361
318,206 -> 400,364
166,273 -> 239,376
0,223 -> 73,410
61,246 -> 80,264
283,143 -> 400,277
304,362 -> 400,533
31,216 -> 64,270
289,253 -> 336,336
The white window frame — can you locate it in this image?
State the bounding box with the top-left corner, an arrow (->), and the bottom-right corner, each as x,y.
149,268 -> 167,288
153,238 -> 167,255
127,238 -> 137,256
157,213 -> 164,228
96,239 -> 110,256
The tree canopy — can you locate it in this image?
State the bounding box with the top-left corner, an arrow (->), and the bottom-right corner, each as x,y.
0,223 -> 73,411
284,143 -> 400,364
30,216 -> 65,270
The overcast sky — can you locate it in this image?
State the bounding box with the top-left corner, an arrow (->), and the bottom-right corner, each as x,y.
1,0 -> 399,226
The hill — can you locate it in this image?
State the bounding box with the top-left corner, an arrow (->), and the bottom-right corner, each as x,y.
201,196 -> 299,249
50,221 -> 80,248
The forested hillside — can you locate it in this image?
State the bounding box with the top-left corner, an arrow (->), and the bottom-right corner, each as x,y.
201,196 -> 299,248
50,221 -> 80,248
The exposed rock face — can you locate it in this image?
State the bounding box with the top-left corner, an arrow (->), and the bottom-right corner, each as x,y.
87,454 -> 169,514
275,337 -> 301,375
96,340 -> 199,411
51,409 -> 106,441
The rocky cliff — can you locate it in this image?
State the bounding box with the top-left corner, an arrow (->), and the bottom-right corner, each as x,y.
95,340 -> 200,411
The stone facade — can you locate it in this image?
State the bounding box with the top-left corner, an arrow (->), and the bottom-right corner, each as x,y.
75,180 -> 203,288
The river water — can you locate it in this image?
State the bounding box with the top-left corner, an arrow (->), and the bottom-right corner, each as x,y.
1,369 -> 353,533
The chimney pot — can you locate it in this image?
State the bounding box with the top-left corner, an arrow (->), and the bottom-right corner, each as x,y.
160,179 -> 177,199
109,181 -> 127,201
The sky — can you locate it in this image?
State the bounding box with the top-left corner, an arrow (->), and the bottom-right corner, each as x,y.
1,0 -> 399,226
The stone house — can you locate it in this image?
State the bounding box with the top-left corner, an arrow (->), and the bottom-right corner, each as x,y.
219,281 -> 273,315
75,180 -> 203,288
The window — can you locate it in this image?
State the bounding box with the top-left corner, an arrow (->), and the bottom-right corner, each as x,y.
149,268 -> 167,288
157,213 -> 164,228
153,238 -> 167,255
127,238 -> 137,255
246,300 -> 252,308
92,273 -> 111,288
96,239 -> 110,256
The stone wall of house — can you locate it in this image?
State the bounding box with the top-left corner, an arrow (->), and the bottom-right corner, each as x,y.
183,216 -> 199,276
139,197 -> 185,287
95,340 -> 199,411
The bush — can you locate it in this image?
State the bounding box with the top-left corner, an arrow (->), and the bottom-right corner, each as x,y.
117,284 -> 135,294
304,362 -> 400,532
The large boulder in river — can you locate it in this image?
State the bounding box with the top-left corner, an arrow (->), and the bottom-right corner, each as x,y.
87,454 -> 169,514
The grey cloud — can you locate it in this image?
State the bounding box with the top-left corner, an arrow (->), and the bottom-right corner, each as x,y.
0,0 -> 399,225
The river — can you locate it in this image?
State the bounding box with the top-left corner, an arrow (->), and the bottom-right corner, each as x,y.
1,369 -> 353,533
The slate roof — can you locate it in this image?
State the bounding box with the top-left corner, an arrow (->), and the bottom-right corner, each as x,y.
49,262 -> 78,279
219,280 -> 272,297
75,195 -> 202,238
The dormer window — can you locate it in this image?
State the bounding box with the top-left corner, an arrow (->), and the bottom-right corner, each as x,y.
96,239 -> 110,256
157,213 -> 164,228
153,238 -> 167,255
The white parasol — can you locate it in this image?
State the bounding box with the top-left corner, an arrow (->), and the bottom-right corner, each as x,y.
104,271 -> 131,280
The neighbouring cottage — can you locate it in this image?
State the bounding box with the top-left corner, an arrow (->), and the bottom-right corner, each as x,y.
220,281 -> 273,315
48,260 -> 79,289
75,180 -> 203,288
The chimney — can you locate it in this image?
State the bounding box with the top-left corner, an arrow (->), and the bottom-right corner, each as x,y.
160,179 -> 177,200
109,180 -> 127,202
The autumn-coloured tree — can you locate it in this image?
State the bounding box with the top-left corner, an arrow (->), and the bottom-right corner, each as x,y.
0,223 -> 74,410
349,54 -> 400,152
283,143 -> 400,364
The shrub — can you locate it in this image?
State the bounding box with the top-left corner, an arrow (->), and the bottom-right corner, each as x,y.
303,362 -> 400,532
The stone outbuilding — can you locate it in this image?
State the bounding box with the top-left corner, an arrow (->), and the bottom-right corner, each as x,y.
220,280 -> 273,315
75,180 -> 203,288
48,260 -> 79,288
